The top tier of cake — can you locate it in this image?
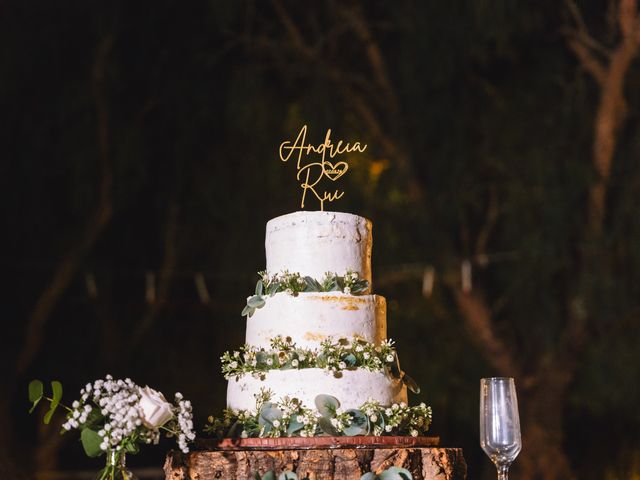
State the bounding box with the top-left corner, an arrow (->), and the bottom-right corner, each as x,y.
265,211 -> 373,287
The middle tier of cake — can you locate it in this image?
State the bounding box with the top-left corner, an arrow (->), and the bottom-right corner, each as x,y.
227,368 -> 407,411
246,292 -> 386,349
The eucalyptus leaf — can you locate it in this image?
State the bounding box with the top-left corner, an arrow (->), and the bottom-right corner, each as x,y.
304,276 -> 321,291
259,405 -> 283,426
343,409 -> 369,436
255,280 -> 264,296
43,405 -> 57,424
28,380 -> 43,403
278,471 -> 298,480
242,305 -> 254,317
314,394 -> 340,417
286,418 -> 303,436
28,380 -> 43,413
256,351 -> 271,366
378,466 -> 413,480
261,471 -> 276,480
51,381 -> 63,403
43,381 -> 63,424
228,420 -> 241,438
402,373 -> 421,394
80,428 -> 103,457
318,416 -> 340,436
247,295 -> 266,308
267,282 -> 280,296
342,353 -> 356,367
360,474 -> 376,480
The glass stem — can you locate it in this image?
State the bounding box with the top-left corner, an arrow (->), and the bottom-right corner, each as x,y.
497,465 -> 509,480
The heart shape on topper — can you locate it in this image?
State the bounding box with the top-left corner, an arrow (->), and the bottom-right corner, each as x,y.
323,161 -> 349,181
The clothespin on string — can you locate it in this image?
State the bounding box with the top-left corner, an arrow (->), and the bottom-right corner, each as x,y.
194,272 -> 211,305
145,271 -> 156,304
85,272 -> 98,299
422,266 -> 435,298
461,259 -> 472,293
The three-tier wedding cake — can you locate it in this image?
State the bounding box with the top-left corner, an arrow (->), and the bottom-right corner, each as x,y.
226,210 -> 409,412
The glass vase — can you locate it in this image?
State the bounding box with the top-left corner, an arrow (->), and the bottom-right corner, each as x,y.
95,449 -> 139,480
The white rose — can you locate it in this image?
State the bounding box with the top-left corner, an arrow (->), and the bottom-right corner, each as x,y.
138,386 -> 174,429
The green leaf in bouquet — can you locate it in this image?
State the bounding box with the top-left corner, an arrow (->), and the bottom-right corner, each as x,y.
278,471 -> 298,480
318,416 -> 340,436
51,381 -> 63,403
378,466 -> 413,480
43,381 -> 63,424
314,394 -> 340,417
255,280 -> 264,296
82,408 -> 104,428
80,428 -> 103,457
261,472 -> 276,480
247,295 -> 266,308
343,409 -> 369,436
125,441 -> 140,454
28,380 -> 44,413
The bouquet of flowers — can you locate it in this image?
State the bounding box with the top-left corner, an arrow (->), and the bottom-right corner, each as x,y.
29,375 -> 195,479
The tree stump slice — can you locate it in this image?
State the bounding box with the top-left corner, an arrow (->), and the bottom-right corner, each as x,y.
164,438 -> 466,480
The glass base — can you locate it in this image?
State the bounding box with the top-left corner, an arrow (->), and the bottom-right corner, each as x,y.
95,451 -> 139,480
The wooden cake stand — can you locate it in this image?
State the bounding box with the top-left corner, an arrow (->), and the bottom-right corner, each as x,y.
164,436 -> 467,479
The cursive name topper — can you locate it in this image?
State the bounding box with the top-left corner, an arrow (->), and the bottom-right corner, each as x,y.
278,125 -> 367,211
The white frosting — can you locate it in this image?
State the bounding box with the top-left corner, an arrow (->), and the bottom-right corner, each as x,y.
246,292 -> 386,349
227,368 -> 407,411
265,211 -> 372,289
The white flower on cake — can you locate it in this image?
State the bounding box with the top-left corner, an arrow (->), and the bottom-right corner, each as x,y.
386,354 -> 394,362
343,286 -> 351,294
291,359 -> 299,367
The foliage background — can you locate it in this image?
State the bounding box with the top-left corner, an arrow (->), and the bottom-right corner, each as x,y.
2,1 -> 640,479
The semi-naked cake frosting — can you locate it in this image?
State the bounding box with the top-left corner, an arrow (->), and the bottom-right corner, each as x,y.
226,210 -> 408,411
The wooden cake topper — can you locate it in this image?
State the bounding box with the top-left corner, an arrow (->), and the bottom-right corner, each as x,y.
279,125 -> 367,210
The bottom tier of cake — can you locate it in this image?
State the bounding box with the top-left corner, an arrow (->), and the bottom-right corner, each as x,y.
226,368 -> 407,411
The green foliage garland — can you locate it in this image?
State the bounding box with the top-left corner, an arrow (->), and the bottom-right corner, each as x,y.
205,390 -> 432,439
222,336 -> 420,394
243,270 -> 369,317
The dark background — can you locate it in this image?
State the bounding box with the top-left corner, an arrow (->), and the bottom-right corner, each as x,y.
2,1 -> 640,479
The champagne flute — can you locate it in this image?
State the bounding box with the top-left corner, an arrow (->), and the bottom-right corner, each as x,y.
480,377 -> 522,480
